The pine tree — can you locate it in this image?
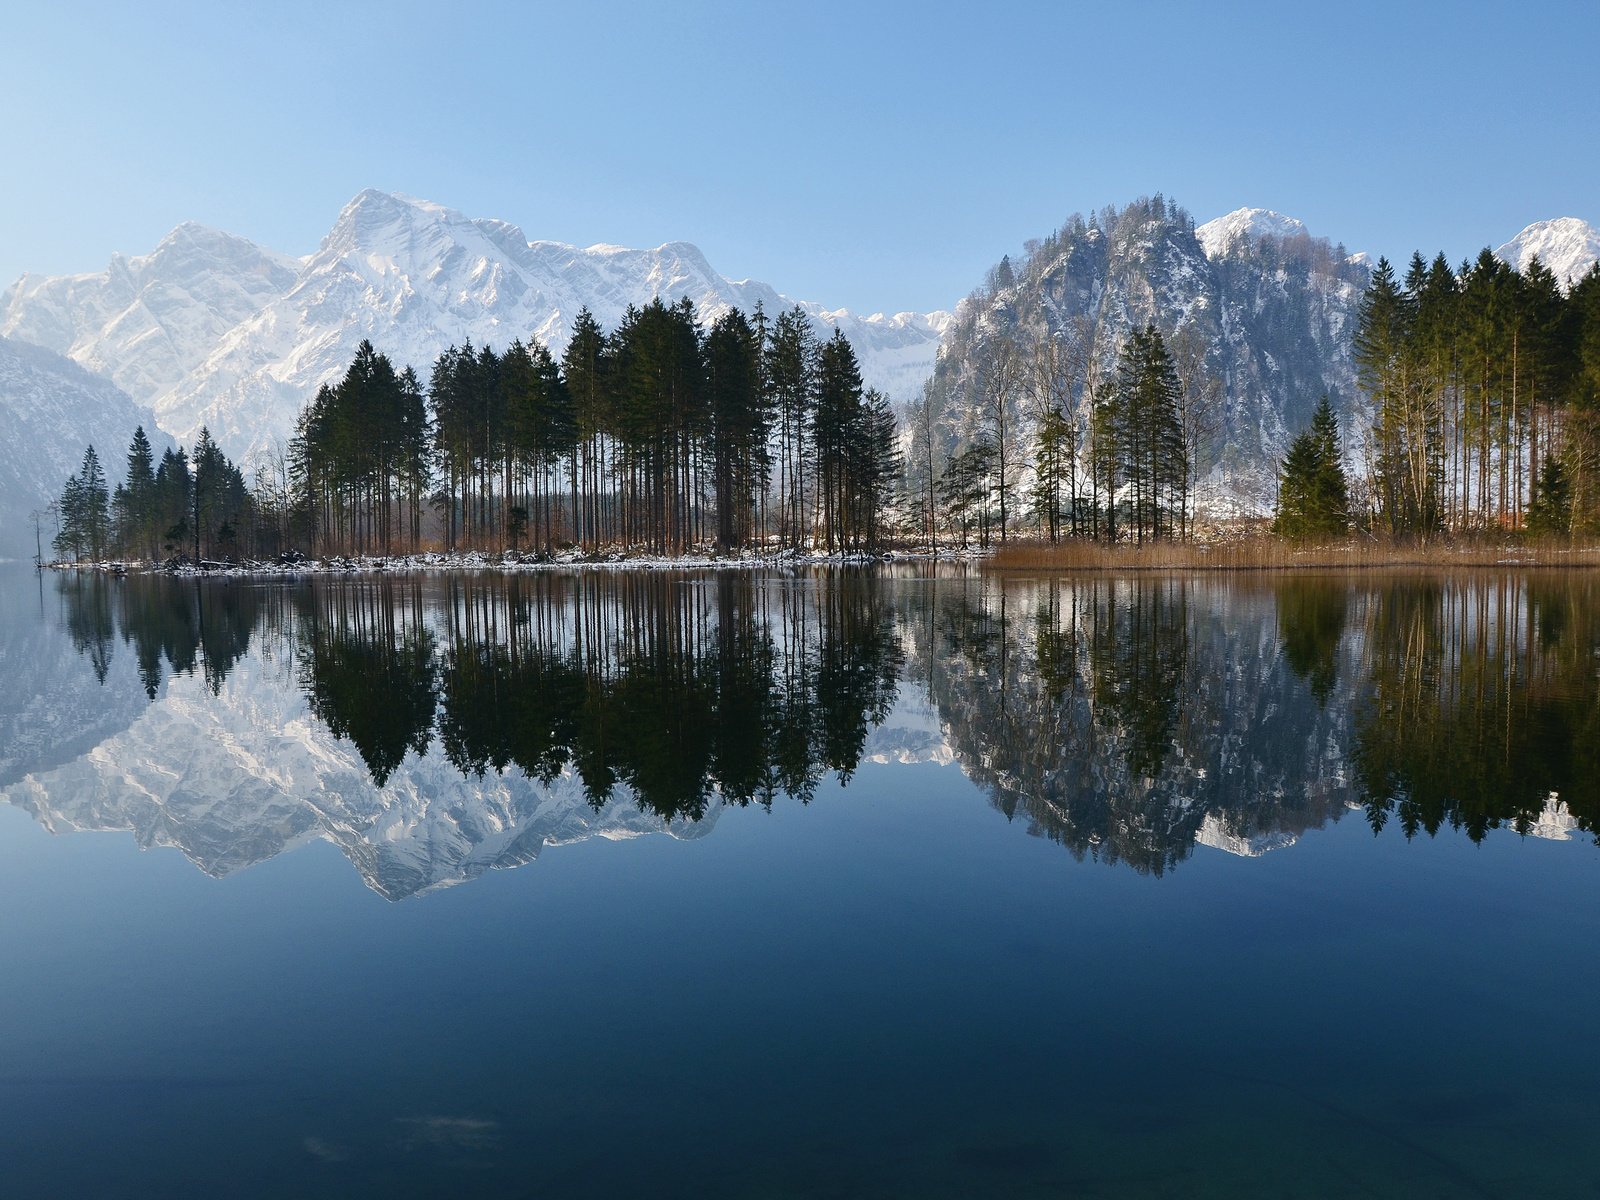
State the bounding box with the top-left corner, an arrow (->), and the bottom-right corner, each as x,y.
814,328 -> 864,550
563,307 -> 610,547
154,447 -> 192,555
1031,404 -> 1074,542
705,308 -> 766,552
1110,326 -> 1186,543
1275,397 -> 1350,540
1527,456 -> 1571,537
1355,257 -> 1417,532
765,307 -> 815,548
124,426 -> 157,559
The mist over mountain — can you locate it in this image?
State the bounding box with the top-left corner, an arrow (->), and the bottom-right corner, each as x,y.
0,223 -> 303,404
0,336 -> 166,559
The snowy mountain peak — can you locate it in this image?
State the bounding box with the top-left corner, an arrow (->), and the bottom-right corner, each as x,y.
1495,217 -> 1600,290
1196,208 -> 1310,259
0,220 -> 301,407
0,191 -> 950,462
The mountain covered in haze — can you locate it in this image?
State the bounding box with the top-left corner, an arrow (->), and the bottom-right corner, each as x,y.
0,223 -> 303,405
0,336 -> 166,559
1,190 -> 951,466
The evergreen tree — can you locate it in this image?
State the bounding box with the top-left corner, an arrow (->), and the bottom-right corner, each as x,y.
765,307 -> 816,547
123,426 -> 158,559
1110,326 -> 1186,543
54,446 -> 111,561
1031,403 -> 1074,542
1274,396 -> 1350,540
154,447 -> 192,555
814,328 -> 864,550
1527,456 -> 1571,537
705,308 -> 767,551
1355,256 -> 1424,532
563,307 -> 610,547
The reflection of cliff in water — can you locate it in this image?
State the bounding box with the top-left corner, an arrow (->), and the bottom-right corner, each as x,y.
903,576 -> 1355,875
906,573 -> 1600,874
9,571 -> 904,899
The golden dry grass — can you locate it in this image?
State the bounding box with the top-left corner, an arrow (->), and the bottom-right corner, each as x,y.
984,535 -> 1600,572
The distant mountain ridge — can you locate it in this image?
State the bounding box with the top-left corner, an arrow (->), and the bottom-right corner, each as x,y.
0,223 -> 303,406
1,190 -> 952,465
1195,207 -> 1312,259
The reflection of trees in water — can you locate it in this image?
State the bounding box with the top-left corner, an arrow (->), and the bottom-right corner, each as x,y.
54,568 -> 1600,866
1353,574 -> 1600,841
912,572 -> 1600,873
421,572 -> 902,819
55,573 -> 262,696
296,579 -> 436,787
55,570 -> 903,821
906,575 -> 1356,875
1277,578 -> 1348,707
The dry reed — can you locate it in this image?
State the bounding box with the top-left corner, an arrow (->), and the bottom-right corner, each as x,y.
984,535 -> 1600,572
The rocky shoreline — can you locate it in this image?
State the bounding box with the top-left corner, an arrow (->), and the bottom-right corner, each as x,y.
38,545 -> 990,577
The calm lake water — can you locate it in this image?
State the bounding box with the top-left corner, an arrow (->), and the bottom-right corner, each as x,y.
2,563 -> 1598,1198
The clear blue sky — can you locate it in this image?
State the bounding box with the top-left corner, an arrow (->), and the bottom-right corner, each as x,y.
4,0 -> 1596,314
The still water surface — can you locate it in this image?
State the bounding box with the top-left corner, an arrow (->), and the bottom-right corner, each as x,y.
1,564 -> 1597,1197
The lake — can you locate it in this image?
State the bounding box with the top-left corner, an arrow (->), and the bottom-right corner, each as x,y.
2,563 -> 1598,1198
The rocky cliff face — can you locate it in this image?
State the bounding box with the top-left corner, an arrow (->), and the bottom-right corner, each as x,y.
927,197 -> 1371,517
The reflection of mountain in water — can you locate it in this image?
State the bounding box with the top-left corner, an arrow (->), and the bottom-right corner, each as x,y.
0,569 -> 155,789
8,571 -> 904,899
899,576 -> 1356,875
905,573 -> 1600,873
14,568 -> 1600,895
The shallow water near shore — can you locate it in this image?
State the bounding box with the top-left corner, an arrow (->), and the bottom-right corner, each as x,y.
2,562 -> 1598,1197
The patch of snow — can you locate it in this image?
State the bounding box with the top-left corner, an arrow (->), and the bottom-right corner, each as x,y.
1196,208 -> 1310,259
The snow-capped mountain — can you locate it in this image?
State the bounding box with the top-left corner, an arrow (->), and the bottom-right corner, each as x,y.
0,336 -> 167,560
929,197 -> 1370,516
1195,207 -> 1311,259
1495,217 -> 1600,290
0,223 -> 302,404
3,190 -> 950,464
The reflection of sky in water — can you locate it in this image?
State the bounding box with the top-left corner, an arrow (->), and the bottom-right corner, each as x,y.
1,565 -> 1599,1196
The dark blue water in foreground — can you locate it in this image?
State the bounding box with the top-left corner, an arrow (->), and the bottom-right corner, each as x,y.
1,565 -> 1597,1197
